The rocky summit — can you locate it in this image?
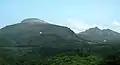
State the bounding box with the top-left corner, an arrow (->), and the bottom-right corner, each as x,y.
21,18 -> 48,24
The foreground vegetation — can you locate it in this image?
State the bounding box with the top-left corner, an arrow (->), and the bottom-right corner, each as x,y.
0,42 -> 120,65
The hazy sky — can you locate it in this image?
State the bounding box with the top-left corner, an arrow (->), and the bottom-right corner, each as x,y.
0,0 -> 120,33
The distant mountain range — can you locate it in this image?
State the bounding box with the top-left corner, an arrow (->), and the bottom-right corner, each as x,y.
0,18 -> 80,48
0,18 -> 120,59
0,18 -> 120,48
77,27 -> 120,42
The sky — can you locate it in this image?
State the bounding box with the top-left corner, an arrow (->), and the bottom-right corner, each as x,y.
0,0 -> 120,33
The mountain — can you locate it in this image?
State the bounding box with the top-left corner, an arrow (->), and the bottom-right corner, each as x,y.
1,18 -> 120,65
77,27 -> 120,42
0,18 -> 80,46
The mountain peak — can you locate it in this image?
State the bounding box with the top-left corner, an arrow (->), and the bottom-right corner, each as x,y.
92,27 -> 101,30
21,18 -> 48,24
78,27 -> 120,42
94,26 -> 99,29
86,27 -> 101,32
102,28 -> 112,31
102,28 -> 119,34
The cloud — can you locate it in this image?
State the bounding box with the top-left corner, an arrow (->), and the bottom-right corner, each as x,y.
65,19 -> 111,33
111,20 -> 120,33
0,24 -> 6,29
47,19 -> 114,33
47,20 -> 67,27
47,19 -> 91,33
66,19 -> 91,33
65,18 -> 109,33
113,20 -> 120,26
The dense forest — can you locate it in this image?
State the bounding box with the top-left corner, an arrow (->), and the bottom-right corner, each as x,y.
0,41 -> 120,65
